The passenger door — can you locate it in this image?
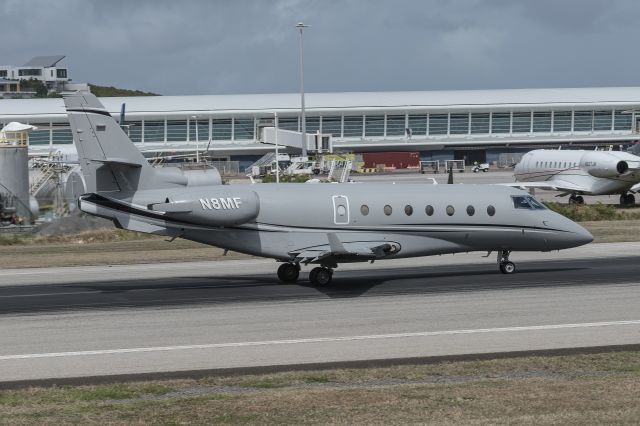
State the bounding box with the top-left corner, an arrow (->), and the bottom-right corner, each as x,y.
332,195 -> 350,225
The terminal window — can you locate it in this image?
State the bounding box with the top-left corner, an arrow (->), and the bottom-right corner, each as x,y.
188,119 -> 209,142
449,113 -> 469,134
593,110 -> 612,131
386,115 -> 406,137
343,116 -> 363,137
212,119 -> 232,140
277,117 -> 299,132
573,111 -> 593,132
533,112 -> 552,132
365,115 -> 384,137
321,116 -> 342,137
429,114 -> 448,135
127,121 -> 142,143
408,114 -> 427,136
491,113 -> 510,133
614,111 -> 632,131
233,118 -> 254,140
470,113 -> 490,134
52,123 -> 72,144
143,120 -> 164,142
305,116 -> 320,134
166,120 -> 187,142
512,112 -> 531,133
553,111 -> 572,132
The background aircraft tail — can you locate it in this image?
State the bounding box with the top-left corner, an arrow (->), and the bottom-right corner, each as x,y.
64,92 -> 160,194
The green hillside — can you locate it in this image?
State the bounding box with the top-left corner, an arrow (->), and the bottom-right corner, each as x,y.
88,84 -> 159,97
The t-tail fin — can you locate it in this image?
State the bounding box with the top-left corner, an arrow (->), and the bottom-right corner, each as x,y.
64,92 -> 159,194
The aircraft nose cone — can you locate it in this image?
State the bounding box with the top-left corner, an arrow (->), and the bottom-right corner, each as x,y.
563,219 -> 593,248
572,224 -> 594,246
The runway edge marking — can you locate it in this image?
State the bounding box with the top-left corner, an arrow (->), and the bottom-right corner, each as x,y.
2,320 -> 640,361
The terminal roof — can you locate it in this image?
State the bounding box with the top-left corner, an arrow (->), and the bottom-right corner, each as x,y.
2,86 -> 640,118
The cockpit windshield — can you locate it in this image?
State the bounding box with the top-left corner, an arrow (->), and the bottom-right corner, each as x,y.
512,195 -> 546,210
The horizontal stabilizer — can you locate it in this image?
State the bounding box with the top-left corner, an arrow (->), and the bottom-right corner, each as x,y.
89,158 -> 144,168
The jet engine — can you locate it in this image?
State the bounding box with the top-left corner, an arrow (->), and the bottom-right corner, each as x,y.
581,152 -> 628,178
155,167 -> 222,187
149,187 -> 260,226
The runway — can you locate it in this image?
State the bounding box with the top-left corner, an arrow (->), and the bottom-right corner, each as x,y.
1,242 -> 640,384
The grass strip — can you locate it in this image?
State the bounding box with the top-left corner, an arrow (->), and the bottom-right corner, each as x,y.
1,351 -> 639,425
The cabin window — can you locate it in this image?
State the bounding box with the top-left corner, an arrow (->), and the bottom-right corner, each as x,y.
512,195 -> 546,210
425,205 -> 434,216
360,205 -> 369,216
404,205 -> 413,216
446,205 -> 455,216
384,205 -> 392,216
466,205 -> 475,216
563,162 -> 566,168
487,205 -> 496,216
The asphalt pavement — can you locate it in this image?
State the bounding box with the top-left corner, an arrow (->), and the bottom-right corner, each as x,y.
1,242 -> 639,384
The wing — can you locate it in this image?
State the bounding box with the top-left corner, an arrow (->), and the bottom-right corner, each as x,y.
501,179 -> 588,193
289,233 -> 399,264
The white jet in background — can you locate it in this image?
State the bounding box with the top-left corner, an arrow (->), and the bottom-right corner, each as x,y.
511,148 -> 640,205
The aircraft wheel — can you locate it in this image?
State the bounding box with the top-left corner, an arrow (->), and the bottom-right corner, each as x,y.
499,262 -> 516,274
277,263 -> 300,283
575,196 -> 584,205
309,267 -> 332,286
620,194 -> 635,206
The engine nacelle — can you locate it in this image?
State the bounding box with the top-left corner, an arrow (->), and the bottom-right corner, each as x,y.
156,167 -> 222,187
581,152 -> 628,178
153,187 -> 260,226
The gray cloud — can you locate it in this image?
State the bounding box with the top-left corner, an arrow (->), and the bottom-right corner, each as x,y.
1,0 -> 638,95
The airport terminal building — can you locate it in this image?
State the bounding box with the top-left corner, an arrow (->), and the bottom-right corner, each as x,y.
0,87 -> 639,164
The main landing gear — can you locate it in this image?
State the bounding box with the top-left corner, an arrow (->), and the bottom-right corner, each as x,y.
277,262 -> 300,283
497,250 -> 516,274
568,194 -> 584,205
309,267 -> 333,286
620,193 -> 636,206
277,263 -> 334,286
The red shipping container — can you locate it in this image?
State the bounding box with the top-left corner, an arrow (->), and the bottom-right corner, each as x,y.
362,152 -> 420,169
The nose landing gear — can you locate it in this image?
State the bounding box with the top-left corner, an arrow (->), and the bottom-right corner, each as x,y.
568,194 -> 584,205
498,250 -> 516,274
620,193 -> 635,206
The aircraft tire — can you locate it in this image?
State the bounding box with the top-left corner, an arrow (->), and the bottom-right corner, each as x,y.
277,263 -> 300,283
575,196 -> 584,205
309,267 -> 332,286
620,194 -> 635,206
499,262 -> 516,274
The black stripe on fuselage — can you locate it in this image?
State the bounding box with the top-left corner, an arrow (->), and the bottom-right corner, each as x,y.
82,194 -> 570,235
67,108 -> 113,117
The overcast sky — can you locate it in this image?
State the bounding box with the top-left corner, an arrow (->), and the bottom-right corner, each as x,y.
1,0 -> 639,95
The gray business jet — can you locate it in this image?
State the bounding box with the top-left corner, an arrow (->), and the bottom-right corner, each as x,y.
64,93 -> 593,286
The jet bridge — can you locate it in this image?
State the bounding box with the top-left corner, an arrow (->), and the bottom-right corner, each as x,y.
260,127 -> 333,154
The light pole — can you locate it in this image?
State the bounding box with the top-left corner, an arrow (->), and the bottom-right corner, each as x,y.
296,22 -> 308,158
274,112 -> 280,184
